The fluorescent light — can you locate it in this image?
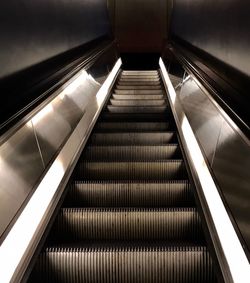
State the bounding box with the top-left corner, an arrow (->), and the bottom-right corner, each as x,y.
159,57 -> 250,283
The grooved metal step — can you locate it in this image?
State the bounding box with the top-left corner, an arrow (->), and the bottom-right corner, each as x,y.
120,76 -> 160,81
122,73 -> 159,76
107,105 -> 168,113
120,75 -> 159,79
29,246 -> 216,283
120,73 -> 160,77
116,85 -> 162,90
112,94 -> 164,100
27,68 -> 218,283
110,99 -> 167,106
90,132 -> 176,145
122,70 -> 159,74
118,81 -> 161,86
114,89 -> 164,95
76,160 -> 187,180
65,181 -> 195,208
119,78 -> 160,82
83,145 -> 180,161
94,122 -> 171,132
51,208 -> 202,241
101,112 -> 169,122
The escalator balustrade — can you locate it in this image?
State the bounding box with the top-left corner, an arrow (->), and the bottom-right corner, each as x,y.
28,70 -> 217,283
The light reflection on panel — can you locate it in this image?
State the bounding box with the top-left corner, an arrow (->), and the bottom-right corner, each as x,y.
160,58 -> 250,282
87,41 -> 119,84
32,71 -> 101,166
0,124 -> 44,237
0,160 -> 65,283
0,45 -> 118,244
31,103 -> 72,166
213,121 -> 250,252
0,58 -> 122,283
178,77 -> 224,164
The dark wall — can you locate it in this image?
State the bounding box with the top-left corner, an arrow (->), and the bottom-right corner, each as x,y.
171,0 -> 250,77
0,0 -> 111,130
0,0 -> 111,80
108,0 -> 169,52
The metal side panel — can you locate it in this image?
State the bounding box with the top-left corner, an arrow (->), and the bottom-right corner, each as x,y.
177,76 -> 224,165
33,73 -> 101,166
171,71 -> 250,259
212,121 -> 250,248
0,124 -> 44,239
0,43 -> 119,242
159,58 -> 250,283
0,58 -> 122,283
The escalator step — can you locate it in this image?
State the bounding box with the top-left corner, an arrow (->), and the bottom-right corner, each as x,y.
114,89 -> 164,95
121,71 -> 159,77
117,81 -> 161,86
119,78 -> 160,82
120,74 -> 160,78
110,99 -> 167,106
90,132 -> 176,145
120,75 -> 159,79
107,105 -> 168,113
100,112 -> 169,122
120,73 -> 160,77
29,246 -> 216,283
112,94 -> 164,100
50,208 -> 202,242
122,70 -> 158,74
65,181 -> 194,208
116,85 -> 162,90
94,122 -> 171,132
121,75 -> 160,78
75,160 -> 187,180
120,76 -> 160,81
27,68 -> 219,283
83,145 -> 180,161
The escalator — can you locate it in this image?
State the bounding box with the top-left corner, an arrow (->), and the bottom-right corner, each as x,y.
28,69 -> 218,283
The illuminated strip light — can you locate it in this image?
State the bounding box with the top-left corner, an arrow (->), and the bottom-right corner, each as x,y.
0,58 -> 122,283
0,161 -> 65,283
96,58 -> 122,106
159,57 -> 250,283
62,70 -> 89,95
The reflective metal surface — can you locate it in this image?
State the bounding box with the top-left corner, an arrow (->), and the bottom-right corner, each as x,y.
0,45 -> 118,241
0,58 -> 122,283
168,61 -> 250,256
33,72 -> 100,165
178,76 -> 224,165
213,121 -> 250,251
0,124 -> 44,238
160,58 -> 250,283
175,74 -> 250,257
